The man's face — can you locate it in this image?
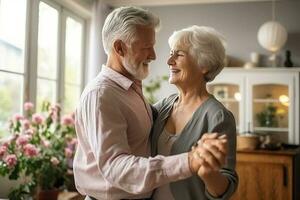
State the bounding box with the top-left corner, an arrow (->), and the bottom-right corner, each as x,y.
123,25 -> 156,80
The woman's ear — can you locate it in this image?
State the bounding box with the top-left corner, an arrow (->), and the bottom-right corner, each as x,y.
200,66 -> 209,75
113,40 -> 126,57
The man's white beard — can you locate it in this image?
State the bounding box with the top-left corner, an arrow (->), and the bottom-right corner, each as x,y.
123,57 -> 149,80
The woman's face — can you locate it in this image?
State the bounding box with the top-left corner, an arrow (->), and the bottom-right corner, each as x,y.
167,46 -> 203,86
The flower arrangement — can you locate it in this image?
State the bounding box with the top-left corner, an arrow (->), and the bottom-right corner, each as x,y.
0,102 -> 77,199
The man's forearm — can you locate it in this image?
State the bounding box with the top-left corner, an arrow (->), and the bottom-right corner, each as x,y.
100,153 -> 192,194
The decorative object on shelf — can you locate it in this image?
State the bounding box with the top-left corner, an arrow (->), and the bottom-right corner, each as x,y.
260,134 -> 282,150
213,86 -> 228,99
250,52 -> 260,67
143,75 -> 168,104
243,61 -> 255,69
257,0 -> 288,67
237,122 -> 260,150
0,102 -> 77,200
284,50 -> 294,68
256,95 -> 278,127
244,52 -> 261,69
237,134 -> 260,150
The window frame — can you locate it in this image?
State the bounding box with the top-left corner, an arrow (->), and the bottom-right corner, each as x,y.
24,0 -> 88,111
0,0 -> 28,114
60,8 -> 86,110
0,0 -> 89,138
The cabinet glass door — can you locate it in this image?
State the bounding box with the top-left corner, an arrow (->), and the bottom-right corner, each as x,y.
252,84 -> 289,142
208,84 -> 240,132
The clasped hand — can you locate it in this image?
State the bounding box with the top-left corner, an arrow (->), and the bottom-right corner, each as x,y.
188,133 -> 228,178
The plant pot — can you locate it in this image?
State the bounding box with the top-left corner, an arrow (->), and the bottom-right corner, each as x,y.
37,189 -> 59,200
0,175 -> 27,198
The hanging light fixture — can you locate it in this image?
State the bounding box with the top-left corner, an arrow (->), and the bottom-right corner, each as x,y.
257,0 -> 288,67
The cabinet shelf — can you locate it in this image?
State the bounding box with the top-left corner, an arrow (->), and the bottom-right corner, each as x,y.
253,99 -> 284,103
254,127 -> 288,132
216,98 -> 239,103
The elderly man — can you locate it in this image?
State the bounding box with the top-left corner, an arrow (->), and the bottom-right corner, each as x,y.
73,6 -> 227,200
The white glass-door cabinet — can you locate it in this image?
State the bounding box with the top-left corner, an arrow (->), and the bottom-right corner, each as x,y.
207,68 -> 300,145
207,73 -> 245,134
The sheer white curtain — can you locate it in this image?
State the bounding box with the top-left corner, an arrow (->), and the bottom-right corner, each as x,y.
86,0 -> 111,83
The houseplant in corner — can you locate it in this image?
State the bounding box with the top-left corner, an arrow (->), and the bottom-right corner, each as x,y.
143,75 -> 168,104
0,101 -> 77,200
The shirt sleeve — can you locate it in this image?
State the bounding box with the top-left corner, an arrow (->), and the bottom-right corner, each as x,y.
205,109 -> 239,200
79,89 -> 192,195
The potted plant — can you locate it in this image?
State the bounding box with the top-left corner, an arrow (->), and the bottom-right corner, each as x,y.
0,102 -> 77,200
143,75 -> 168,104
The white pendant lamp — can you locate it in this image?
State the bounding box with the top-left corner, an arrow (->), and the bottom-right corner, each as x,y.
257,0 -> 288,67
258,21 -> 287,52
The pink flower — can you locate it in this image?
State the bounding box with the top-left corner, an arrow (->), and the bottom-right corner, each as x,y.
13,114 -> 23,122
25,129 -> 35,135
61,115 -> 74,126
64,148 -> 73,158
2,141 -> 10,147
23,144 -> 39,157
22,119 -> 31,130
0,145 -> 8,157
41,139 -> 51,147
5,154 -> 17,168
16,135 -> 31,146
24,102 -> 34,111
67,138 -> 77,151
50,157 -> 60,166
70,138 -> 78,146
32,114 -> 44,124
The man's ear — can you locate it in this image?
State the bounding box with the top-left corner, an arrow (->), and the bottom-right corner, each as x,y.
113,40 -> 126,57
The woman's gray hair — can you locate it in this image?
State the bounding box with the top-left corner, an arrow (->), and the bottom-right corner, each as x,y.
102,6 -> 160,54
168,25 -> 226,82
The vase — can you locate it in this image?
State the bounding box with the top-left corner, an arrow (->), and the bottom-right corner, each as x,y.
37,189 -> 59,200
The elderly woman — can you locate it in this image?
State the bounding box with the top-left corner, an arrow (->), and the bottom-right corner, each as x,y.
151,26 -> 238,200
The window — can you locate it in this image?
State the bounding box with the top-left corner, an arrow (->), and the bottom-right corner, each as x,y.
64,16 -> 84,113
0,0 -> 87,137
0,0 -> 27,137
36,2 -> 59,111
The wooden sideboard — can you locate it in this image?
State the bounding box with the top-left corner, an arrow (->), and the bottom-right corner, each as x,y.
231,149 -> 300,200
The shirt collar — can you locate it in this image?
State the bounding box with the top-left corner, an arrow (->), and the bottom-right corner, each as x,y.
101,65 -> 133,90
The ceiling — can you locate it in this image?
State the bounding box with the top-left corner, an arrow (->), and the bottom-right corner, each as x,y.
102,0 -> 275,7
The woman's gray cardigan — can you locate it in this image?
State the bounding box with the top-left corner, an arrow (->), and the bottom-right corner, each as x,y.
150,94 -> 238,200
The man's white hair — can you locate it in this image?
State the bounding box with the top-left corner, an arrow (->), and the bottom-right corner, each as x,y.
102,6 -> 160,55
168,25 -> 226,82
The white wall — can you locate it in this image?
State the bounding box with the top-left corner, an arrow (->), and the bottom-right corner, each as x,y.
142,0 -> 300,100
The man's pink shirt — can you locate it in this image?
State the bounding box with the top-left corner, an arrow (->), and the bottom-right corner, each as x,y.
73,66 -> 191,200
